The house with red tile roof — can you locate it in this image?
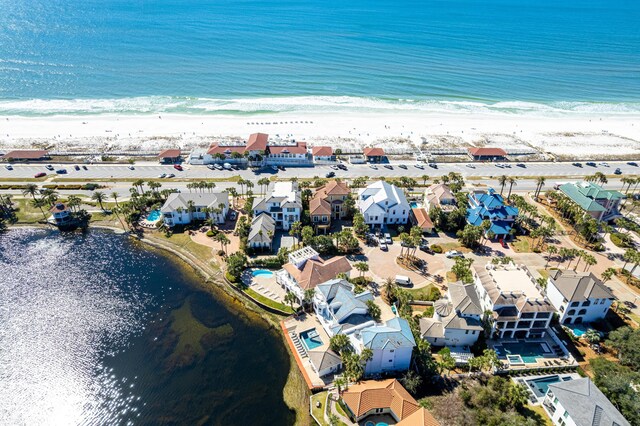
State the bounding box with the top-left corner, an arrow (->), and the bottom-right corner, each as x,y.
468,147 -> 507,161
410,207 -> 434,233
311,146 -> 334,162
1,150 -> 49,161
363,147 -> 385,163
157,149 -> 181,164
310,180 -> 351,232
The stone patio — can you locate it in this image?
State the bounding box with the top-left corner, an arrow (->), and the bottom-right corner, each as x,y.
241,268 -> 288,303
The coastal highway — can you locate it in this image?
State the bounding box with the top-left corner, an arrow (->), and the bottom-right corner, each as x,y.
1,159 -> 639,182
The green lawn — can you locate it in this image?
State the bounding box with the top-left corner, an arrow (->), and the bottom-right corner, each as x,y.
310,392 -> 348,426
406,284 -> 441,301
511,237 -> 532,253
244,288 -> 295,314
159,232 -> 216,263
537,269 -> 549,279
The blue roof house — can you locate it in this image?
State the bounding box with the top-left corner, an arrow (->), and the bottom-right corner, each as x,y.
354,317 -> 416,376
466,188 -> 519,240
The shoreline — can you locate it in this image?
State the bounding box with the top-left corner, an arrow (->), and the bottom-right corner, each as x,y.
1,110 -> 639,159
3,224 -> 312,425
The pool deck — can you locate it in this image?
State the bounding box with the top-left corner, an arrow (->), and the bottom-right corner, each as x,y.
241,268 -> 287,303
512,372 -> 582,404
488,331 -> 577,372
282,313 -> 334,389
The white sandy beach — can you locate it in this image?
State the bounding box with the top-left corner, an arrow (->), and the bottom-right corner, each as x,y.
1,111 -> 639,159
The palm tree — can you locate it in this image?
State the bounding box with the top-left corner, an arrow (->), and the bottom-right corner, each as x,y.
22,184 -> 39,200
421,174 -> 429,186
354,261 -> 369,278
132,179 -> 145,194
267,230 -> 274,252
111,192 -> 120,207
506,177 -> 517,201
91,191 -> 107,211
284,292 -> 297,312
545,245 -> 557,269
66,195 -> 82,212
31,197 -> 48,220
258,177 -> 270,195
497,175 -> 508,195
583,254 -> 597,271
534,176 -> 546,200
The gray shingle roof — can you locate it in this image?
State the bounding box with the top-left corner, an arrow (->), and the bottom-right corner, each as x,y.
248,213 -> 276,243
548,378 -> 630,426
161,192 -> 228,212
549,270 -> 615,302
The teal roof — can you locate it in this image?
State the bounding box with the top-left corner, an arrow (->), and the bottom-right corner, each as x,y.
559,182 -> 622,212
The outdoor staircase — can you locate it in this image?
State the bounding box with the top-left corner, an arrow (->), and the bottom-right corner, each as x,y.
289,332 -> 308,359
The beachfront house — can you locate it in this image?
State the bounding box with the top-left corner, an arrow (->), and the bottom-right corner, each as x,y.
545,270 -> 614,326
467,147 -> 507,161
252,181 -> 301,230
542,377 -> 630,426
473,262 -> 554,339
1,149 -> 49,162
340,379 -> 440,426
363,147 -> 385,163
466,188 -> 519,240
424,183 -> 457,212
160,192 -> 229,227
357,181 -> 410,229
311,146 -> 334,163
276,247 -> 352,302
558,181 -> 624,222
310,180 -> 351,232
265,141 -> 312,166
247,213 -> 276,250
419,282 -> 483,347
157,149 -> 181,164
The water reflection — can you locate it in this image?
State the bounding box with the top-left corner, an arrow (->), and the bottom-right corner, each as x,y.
0,229 -> 294,425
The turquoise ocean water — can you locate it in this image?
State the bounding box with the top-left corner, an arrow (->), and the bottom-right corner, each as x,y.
0,0 -> 638,115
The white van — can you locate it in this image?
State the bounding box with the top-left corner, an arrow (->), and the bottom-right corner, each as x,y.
223,162 -> 232,170
395,275 -> 412,286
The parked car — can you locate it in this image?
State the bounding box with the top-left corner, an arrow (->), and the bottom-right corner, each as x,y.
398,164 -> 407,169
56,168 -> 67,174
270,165 -> 278,172
74,165 -> 80,171
128,165 -> 135,170
167,173 -> 175,178
34,172 -> 46,178
499,239 -> 508,249
331,165 -> 339,170
45,164 -> 54,171
598,162 -> 609,167
214,164 -> 224,170
627,161 -> 638,167
369,164 -> 378,169
572,162 -> 582,167
466,164 -> 475,168
419,242 -> 432,253
158,173 -> 167,178
207,164 -> 216,170
337,164 -> 347,170
4,164 -> 13,170
379,242 -> 388,251
395,275 -> 412,286
82,165 -> 88,170
445,250 -> 464,258
614,168 -> 622,175
223,163 -> 232,170
495,163 -> 504,168
278,165 -> 286,171
414,163 -> 424,169
384,165 -> 393,169
429,163 -> 438,169
384,233 -> 392,244
326,171 -> 335,178
586,162 -> 597,167
516,163 -> 526,168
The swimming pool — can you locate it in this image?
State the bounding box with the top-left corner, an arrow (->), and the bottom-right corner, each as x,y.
568,324 -> 588,337
252,269 -> 274,278
365,422 -> 389,426
146,209 -> 162,222
409,202 -> 420,208
498,341 -> 551,364
299,329 -> 323,350
525,375 -> 574,397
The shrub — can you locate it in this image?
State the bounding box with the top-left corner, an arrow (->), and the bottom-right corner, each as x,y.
592,242 -> 605,252
217,250 -> 225,257
430,244 -> 443,254
610,233 -> 632,249
82,183 -> 99,191
249,257 -> 283,269
206,230 -> 215,238
225,271 -> 238,283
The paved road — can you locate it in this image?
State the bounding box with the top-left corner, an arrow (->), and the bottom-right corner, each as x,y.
2,159 -> 639,182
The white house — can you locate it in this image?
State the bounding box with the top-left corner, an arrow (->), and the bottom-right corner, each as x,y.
473,262 -> 555,339
252,181 -> 302,230
247,213 -> 276,250
419,282 -> 483,347
352,317 -> 416,376
311,146 -> 334,163
314,279 -> 376,337
424,183 -> 457,212
542,378 -> 630,426
49,203 -> 72,226
546,270 -> 615,326
276,247 -> 352,302
357,181 -> 410,228
161,192 -> 229,227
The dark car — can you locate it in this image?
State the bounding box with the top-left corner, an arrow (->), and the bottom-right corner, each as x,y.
398,164 -> 407,169
419,243 -> 432,254
586,162 -> 596,167
34,172 -> 46,178
429,163 -> 438,169
627,161 -> 638,167
74,165 -> 80,171
82,165 -> 88,170
384,164 -> 393,170
278,165 -> 286,171
614,168 -> 622,175
173,164 -> 183,171
516,163 -> 526,168
326,171 -> 335,178
572,162 -> 582,167
56,168 -> 67,174
337,164 -> 347,170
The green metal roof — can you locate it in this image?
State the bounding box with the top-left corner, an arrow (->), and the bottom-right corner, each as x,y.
558,182 -> 623,212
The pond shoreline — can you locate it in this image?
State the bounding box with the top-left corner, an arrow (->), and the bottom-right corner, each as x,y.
3,224 -> 312,425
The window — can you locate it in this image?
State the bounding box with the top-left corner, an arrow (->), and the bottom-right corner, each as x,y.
553,397 -> 558,405
389,349 -> 394,353
563,410 -> 569,419
570,302 -> 579,307
465,330 -> 469,334
472,330 -> 476,334
600,299 -> 606,304
582,300 -> 591,307
521,312 -> 535,319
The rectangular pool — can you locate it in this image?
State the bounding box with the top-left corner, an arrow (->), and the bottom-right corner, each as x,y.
499,341 -> 551,364
525,375 -> 574,398
299,329 -> 323,350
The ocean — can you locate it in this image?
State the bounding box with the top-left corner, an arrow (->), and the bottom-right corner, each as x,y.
0,0 -> 638,116
0,229 -> 295,425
